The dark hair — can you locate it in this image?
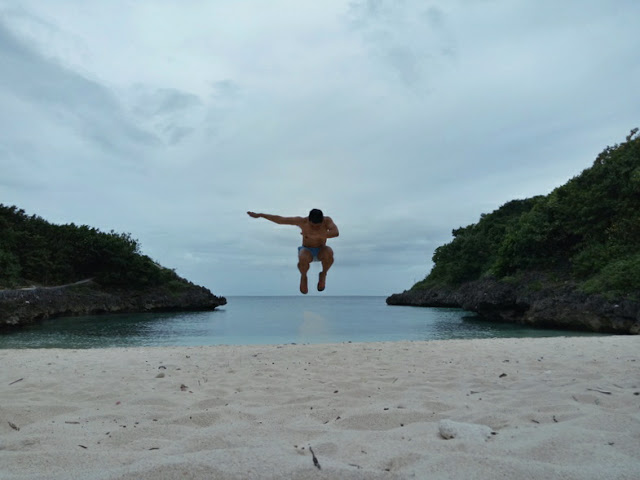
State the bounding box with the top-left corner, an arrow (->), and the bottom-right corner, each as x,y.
309,208 -> 324,224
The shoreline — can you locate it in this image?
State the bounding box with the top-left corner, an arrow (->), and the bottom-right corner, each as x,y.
2,337 -> 639,479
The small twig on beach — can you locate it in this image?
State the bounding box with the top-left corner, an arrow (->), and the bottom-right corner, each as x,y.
9,378 -> 24,385
309,446 -> 321,470
78,445 -> 87,449
587,388 -> 612,395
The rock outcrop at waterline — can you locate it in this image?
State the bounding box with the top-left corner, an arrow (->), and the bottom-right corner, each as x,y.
387,131 -> 640,335
0,280 -> 227,330
386,277 -> 640,334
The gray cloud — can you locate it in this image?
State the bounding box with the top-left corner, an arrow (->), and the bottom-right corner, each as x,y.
131,87 -> 202,117
0,21 -> 159,154
347,0 -> 456,86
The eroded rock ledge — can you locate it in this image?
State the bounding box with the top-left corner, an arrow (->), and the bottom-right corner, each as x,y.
0,281 -> 227,330
386,277 -> 639,334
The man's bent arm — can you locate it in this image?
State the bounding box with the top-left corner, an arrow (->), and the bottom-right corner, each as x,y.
247,212 -> 303,225
325,217 -> 339,238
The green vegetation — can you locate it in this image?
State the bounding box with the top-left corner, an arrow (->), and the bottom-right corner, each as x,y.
412,129 -> 640,298
0,207 -> 183,289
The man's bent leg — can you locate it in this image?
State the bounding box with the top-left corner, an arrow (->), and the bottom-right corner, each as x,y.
298,250 -> 313,294
317,246 -> 334,292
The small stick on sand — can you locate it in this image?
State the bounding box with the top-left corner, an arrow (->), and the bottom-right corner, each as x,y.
9,378 -> 24,385
587,388 -> 612,395
309,446 -> 321,470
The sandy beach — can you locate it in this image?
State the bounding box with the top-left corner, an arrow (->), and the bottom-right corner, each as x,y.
1,336 -> 639,479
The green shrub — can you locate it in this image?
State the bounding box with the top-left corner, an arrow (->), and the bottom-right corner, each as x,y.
411,129 -> 640,297
581,253 -> 640,298
0,204 -> 184,290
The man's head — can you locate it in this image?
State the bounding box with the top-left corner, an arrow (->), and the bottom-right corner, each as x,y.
309,208 -> 324,224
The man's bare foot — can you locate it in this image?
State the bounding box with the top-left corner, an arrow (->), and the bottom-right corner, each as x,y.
300,274 -> 308,294
318,271 -> 327,292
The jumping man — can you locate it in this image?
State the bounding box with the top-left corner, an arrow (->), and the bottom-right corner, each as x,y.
247,209 -> 339,294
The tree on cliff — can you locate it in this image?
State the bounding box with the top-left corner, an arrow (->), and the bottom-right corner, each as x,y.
0,207 -> 181,289
412,129 -> 640,299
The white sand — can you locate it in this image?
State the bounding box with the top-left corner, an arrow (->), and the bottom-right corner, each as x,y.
1,337 -> 639,480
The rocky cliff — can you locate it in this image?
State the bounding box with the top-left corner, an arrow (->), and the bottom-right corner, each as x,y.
386,277 -> 639,334
0,280 -> 227,330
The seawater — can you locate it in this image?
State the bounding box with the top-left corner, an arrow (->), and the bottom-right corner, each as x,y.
0,296 -> 601,349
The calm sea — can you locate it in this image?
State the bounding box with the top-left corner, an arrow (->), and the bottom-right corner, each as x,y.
0,296 -> 601,349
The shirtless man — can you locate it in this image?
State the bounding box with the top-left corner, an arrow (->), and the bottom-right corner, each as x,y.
247,209 -> 339,294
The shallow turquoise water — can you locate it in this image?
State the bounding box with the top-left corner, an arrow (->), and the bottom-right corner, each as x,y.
0,296 -> 602,349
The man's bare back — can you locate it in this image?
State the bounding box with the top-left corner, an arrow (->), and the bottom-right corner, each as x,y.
247,209 -> 339,294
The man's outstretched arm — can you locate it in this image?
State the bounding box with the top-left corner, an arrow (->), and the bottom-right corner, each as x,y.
247,212 -> 303,225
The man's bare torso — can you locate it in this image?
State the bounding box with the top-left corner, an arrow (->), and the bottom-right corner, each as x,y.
299,217 -> 334,248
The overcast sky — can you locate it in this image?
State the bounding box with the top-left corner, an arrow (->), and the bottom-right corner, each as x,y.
1,1 -> 639,296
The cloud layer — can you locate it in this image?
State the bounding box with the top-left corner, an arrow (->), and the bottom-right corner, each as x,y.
1,0 -> 639,295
